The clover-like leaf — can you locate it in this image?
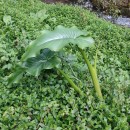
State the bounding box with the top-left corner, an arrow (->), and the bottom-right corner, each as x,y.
3,15 -> 12,25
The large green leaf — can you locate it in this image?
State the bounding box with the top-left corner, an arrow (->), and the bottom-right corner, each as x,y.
22,48 -> 61,76
22,26 -> 94,61
8,49 -> 60,85
8,26 -> 94,85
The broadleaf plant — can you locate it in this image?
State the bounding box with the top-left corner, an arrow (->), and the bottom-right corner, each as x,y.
8,49 -> 60,84
21,25 -> 94,61
22,49 -> 61,77
8,26 -> 103,99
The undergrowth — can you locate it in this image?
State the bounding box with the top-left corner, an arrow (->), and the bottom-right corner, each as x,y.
0,0 -> 130,129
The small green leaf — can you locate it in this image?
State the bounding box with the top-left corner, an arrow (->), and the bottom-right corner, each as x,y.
36,9 -> 49,20
30,9 -> 49,21
8,66 -> 25,86
3,15 -> 12,25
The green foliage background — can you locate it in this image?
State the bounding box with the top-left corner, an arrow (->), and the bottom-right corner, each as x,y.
0,0 -> 130,129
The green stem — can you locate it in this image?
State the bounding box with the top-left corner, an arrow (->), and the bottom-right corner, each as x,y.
56,68 -> 85,96
79,48 -> 103,99
94,49 -> 98,69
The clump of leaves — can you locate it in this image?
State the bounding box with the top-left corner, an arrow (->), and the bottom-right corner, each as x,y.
8,25 -> 103,99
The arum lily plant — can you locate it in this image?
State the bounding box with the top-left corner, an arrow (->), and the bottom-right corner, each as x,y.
8,26 -> 103,99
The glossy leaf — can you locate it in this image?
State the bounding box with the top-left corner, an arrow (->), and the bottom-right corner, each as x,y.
22,26 -> 94,61
23,48 -> 60,76
8,49 -> 60,85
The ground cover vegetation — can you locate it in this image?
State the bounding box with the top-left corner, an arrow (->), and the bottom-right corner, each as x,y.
0,0 -> 130,129
8,26 -> 103,99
